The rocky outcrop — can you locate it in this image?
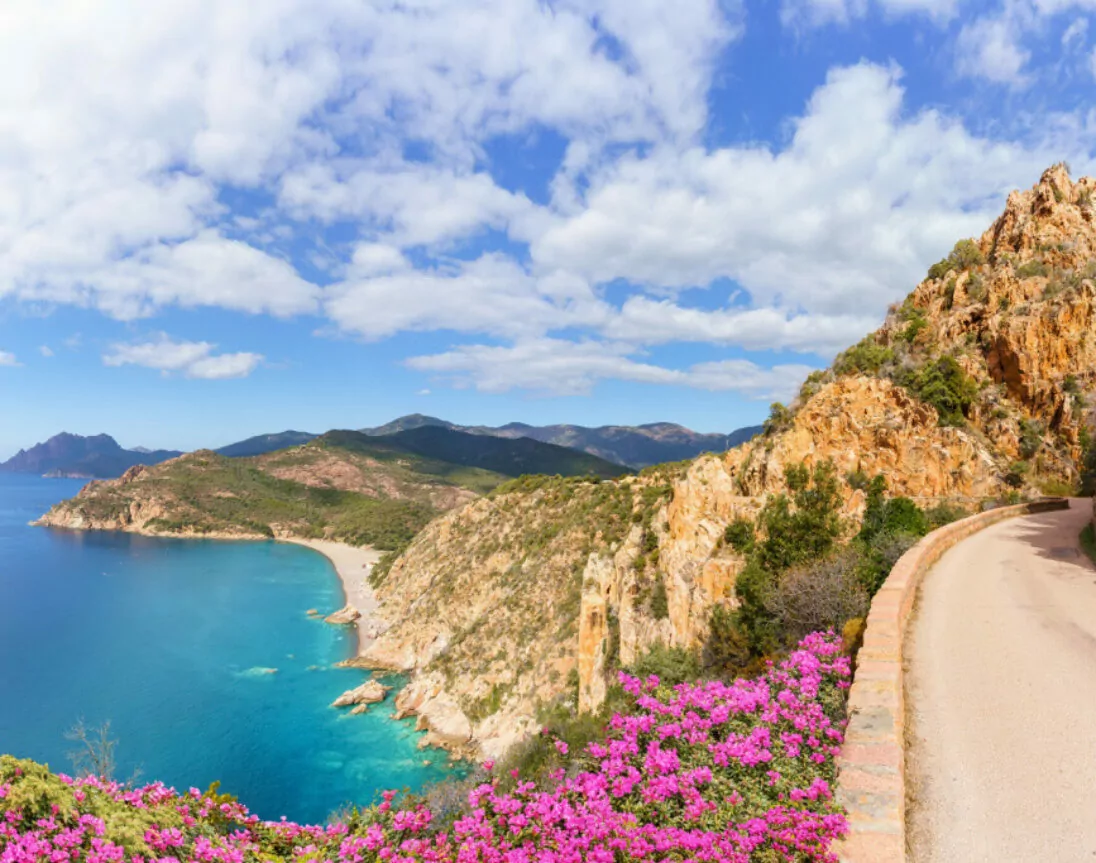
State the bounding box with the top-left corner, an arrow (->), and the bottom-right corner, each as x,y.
357,166 -> 1096,761
324,605 -> 361,625
332,679 -> 390,708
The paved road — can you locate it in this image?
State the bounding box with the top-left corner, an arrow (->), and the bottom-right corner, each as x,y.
907,499 -> 1096,862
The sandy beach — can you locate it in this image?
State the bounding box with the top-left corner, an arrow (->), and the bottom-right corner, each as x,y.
282,538 -> 383,653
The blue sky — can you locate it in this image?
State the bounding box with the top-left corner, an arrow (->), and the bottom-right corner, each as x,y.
1,0 -> 1094,459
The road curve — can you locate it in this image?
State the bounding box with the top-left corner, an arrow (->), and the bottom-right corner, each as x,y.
907,499 -> 1096,862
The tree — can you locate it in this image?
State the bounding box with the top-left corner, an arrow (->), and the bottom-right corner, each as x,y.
65,719 -> 116,780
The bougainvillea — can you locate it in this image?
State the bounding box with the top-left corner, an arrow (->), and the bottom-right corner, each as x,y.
0,632 -> 850,862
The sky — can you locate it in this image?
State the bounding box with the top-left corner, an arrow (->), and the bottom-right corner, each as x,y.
1,0 -> 1095,459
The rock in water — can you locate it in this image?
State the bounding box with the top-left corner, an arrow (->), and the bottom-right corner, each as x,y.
324,605 -> 361,625
332,679 -> 390,708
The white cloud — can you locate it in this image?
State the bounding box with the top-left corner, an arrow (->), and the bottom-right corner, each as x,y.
408,338 -> 812,399
605,298 -> 879,355
39,345 -> 54,357
325,254 -> 609,340
530,63 -> 1085,325
103,335 -> 263,380
1062,17 -> 1088,45
780,0 -> 958,29
955,14 -> 1032,85
0,351 -> 19,367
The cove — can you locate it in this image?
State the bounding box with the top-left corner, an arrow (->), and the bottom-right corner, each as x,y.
0,474 -> 452,823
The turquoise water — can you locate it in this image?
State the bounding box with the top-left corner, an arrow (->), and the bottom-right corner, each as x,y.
0,474 -> 452,823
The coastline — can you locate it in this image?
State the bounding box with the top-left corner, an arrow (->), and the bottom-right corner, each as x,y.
281,538 -> 383,654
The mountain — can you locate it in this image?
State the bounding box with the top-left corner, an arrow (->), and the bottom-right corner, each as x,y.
352,165 -> 1096,758
0,433 -> 182,478
216,430 -> 317,458
362,414 -> 762,468
368,426 -> 629,479
35,425 -> 626,546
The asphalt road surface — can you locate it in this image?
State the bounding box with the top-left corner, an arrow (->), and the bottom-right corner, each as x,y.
907,499 -> 1096,862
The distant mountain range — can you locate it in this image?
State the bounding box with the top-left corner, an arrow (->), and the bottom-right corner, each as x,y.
362,414 -> 762,469
214,431 -> 317,458
0,433 -> 183,479
35,425 -> 628,546
3,416 -> 760,479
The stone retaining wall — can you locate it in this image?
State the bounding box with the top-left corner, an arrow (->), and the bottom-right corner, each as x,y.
834,498 -> 1069,862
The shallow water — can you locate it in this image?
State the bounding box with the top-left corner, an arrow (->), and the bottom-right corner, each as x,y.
0,473 -> 452,822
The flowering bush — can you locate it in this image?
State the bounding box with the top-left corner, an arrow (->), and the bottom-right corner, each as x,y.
0,632 -> 850,862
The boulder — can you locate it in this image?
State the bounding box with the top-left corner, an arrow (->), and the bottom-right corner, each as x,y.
332,679 -> 390,708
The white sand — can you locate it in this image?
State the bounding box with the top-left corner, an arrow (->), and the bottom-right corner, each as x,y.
282,538 -> 383,654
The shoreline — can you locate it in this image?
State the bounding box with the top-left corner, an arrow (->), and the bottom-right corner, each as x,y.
280,538 -> 383,655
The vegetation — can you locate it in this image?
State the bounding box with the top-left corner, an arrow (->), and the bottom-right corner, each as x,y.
927,238 -> 985,280
345,426 -> 630,482
899,355 -> 978,426
1080,523 -> 1096,567
833,336 -> 894,376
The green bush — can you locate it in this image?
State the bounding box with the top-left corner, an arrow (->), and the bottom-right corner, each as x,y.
702,605 -> 752,678
723,517 -> 756,553
763,402 -> 792,436
834,337 -> 895,376
1018,419 -> 1044,459
649,578 -> 669,620
1016,259 -> 1049,279
733,461 -> 844,655
901,355 -> 978,426
629,643 -> 700,686
927,239 -> 985,280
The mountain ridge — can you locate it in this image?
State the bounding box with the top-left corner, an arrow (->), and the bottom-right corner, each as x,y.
362,414 -> 762,468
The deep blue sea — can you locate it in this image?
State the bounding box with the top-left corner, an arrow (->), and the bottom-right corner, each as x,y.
0,473 -> 452,823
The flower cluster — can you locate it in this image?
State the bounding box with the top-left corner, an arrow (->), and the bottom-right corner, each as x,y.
0,632 -> 850,862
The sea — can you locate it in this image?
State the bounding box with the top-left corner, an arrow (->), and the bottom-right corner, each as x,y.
0,473 -> 453,824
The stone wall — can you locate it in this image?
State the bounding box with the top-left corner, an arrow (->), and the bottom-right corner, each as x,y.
834,497 -> 1069,863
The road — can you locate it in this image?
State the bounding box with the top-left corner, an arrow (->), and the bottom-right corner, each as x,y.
907,499 -> 1096,862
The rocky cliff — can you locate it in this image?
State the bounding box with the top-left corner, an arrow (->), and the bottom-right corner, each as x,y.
361,165 -> 1096,759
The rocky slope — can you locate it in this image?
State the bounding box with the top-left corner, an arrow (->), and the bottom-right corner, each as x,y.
363,414 -> 761,468
359,165 -> 1096,759
1,433 -> 182,478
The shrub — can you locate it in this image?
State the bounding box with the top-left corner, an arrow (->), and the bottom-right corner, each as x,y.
965,272 -> 986,302
735,461 -> 844,655
901,309 -> 928,343
902,355 -> 978,426
628,642 -> 700,687
924,502 -> 968,528
702,605 -> 752,678
834,336 -> 895,376
649,577 -> 669,620
723,516 -> 755,553
764,551 -> 870,647
857,476 -> 928,543
927,238 -> 985,280
1018,419 -> 1044,459
1016,259 -> 1049,279
763,401 -> 793,436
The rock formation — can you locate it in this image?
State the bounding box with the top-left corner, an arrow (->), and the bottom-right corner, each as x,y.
324,605 -> 361,625
356,165 -> 1096,759
331,680 -> 390,708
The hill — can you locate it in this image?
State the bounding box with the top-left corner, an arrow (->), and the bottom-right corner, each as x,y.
362,414 -> 761,468
33,425 -> 624,547
356,164 -> 1096,758
372,426 -> 629,479
0,433 -> 182,478
215,430 -> 317,458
